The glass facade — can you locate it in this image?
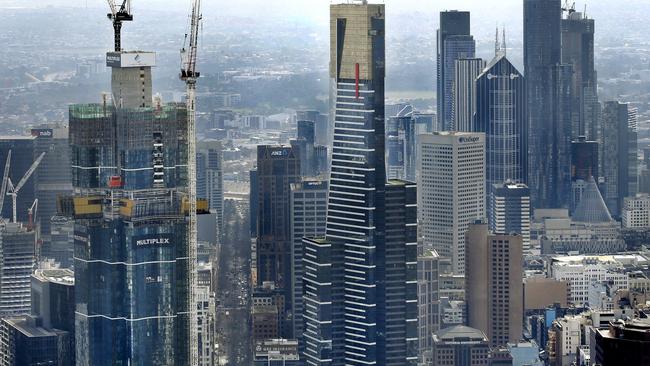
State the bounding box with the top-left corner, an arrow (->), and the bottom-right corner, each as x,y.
69,103 -> 191,365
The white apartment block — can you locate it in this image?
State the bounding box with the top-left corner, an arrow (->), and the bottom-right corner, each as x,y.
418,132 -> 485,274
549,255 -> 643,306
622,194 -> 650,228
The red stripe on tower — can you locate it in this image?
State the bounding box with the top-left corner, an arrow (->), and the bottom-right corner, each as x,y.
355,63 -> 360,99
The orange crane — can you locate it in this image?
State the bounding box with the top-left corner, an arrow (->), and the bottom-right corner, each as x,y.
106,0 -> 133,52
180,0 -> 202,363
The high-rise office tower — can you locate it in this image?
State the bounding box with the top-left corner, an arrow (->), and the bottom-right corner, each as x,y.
31,269 -> 75,335
476,43 -> 527,188
0,316 -> 74,365
466,222 -> 523,347
43,216 -> 74,268
418,132 -> 485,274
197,140 -> 224,239
32,126 -> 73,239
0,136 -> 37,224
255,145 -> 300,337
417,249 -> 440,365
297,110 -> 330,149
289,180 -> 328,346
437,11 -> 472,131
594,319 -> 650,365
601,102 -> 638,217
67,50 -> 192,364
452,57 -> 485,132
562,11 -> 599,140
302,3 -> 418,364
525,0 -> 570,208
250,169 -> 259,237
489,182 -> 531,251
0,222 -> 36,317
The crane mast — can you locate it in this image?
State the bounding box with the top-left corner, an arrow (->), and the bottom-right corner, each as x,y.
107,0 -> 133,52
180,0 -> 201,364
0,150 -> 11,218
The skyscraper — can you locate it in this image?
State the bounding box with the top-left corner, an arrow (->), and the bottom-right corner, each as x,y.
601,101 -> 638,217
418,132 -> 485,274
437,11 -> 472,131
475,48 -> 527,188
452,57 -> 485,132
196,140 -> 224,239
32,126 -> 73,239
0,222 -> 36,317
386,114 -> 417,181
417,249 -> 440,365
562,11 -> 599,140
289,180 -> 328,345
67,50 -> 192,364
302,3 -> 418,364
524,0 -> 569,208
466,222 -> 523,347
489,182 -> 531,251
255,145 -> 300,337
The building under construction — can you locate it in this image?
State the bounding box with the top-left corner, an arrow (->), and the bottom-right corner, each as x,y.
63,42 -> 201,366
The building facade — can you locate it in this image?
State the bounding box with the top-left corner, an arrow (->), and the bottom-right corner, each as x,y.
417,249 -> 440,365
601,101 -> 638,217
68,51 -> 192,364
622,194 -> 650,228
197,140 -> 224,240
431,325 -> 491,366
437,11 -> 472,131
418,132 -> 486,274
289,180 -> 328,344
466,222 -> 523,347
525,0 -> 571,208
594,319 -> 650,366
301,4 -> 418,365
475,53 -> 527,188
452,58 -> 485,132
488,182 -> 531,251
0,222 -> 36,317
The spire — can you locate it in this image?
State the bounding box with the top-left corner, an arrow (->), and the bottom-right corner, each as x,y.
495,26 -> 500,57
502,27 -> 507,57
573,177 -> 614,223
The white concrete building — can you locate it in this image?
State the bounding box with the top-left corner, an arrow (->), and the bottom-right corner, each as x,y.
417,132 -> 485,274
622,194 -> 650,228
548,255 -> 646,306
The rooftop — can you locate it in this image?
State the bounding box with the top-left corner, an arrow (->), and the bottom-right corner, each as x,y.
33,269 -> 74,286
434,325 -> 488,342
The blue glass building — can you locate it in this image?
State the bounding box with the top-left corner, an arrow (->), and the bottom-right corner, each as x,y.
67,51 -> 192,364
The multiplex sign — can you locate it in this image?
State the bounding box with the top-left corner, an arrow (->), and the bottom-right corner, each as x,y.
134,234 -> 172,248
106,52 -> 156,68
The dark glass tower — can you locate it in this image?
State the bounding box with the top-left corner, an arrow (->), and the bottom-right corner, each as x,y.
475,52 -> 527,188
68,52 -> 191,365
437,11 -> 472,131
302,3 -> 417,365
255,145 -> 300,338
562,11 -> 599,140
524,0 -> 571,208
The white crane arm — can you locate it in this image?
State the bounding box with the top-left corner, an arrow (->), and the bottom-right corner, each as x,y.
14,152 -> 45,194
107,0 -> 118,16
0,150 -> 11,214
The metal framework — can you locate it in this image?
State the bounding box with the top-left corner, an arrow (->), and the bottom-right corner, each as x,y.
106,0 -> 133,52
180,0 -> 202,364
0,150 -> 11,218
6,152 -> 45,223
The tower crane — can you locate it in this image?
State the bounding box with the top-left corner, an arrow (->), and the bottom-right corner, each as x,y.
562,0 -> 576,16
27,199 -> 38,231
6,152 -> 45,224
180,0 -> 202,363
0,150 -> 12,220
107,0 -> 133,52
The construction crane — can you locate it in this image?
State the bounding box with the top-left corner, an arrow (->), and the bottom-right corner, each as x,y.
180,0 -> 202,364
0,150 -> 11,219
107,0 -> 133,52
562,0 -> 576,16
27,199 -> 38,231
6,152 -> 45,224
